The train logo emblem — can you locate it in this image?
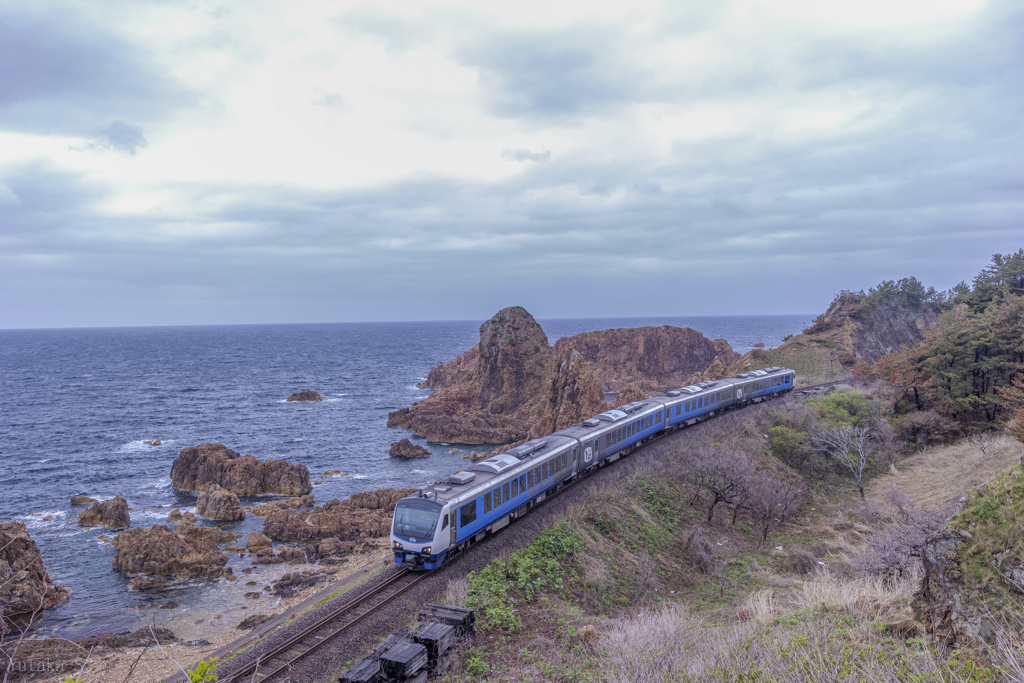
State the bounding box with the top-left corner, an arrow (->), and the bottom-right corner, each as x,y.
583,446 -> 593,463
736,389 -> 743,399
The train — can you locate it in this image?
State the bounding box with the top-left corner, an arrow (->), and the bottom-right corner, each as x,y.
390,365 -> 796,570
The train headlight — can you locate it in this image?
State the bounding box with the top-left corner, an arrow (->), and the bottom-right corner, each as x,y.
422,546 -> 431,556
393,540 -> 402,550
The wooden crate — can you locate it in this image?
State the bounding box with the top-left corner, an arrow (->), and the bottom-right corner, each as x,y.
338,658 -> 381,683
418,603 -> 475,635
380,641 -> 428,680
405,671 -> 428,683
414,621 -> 456,660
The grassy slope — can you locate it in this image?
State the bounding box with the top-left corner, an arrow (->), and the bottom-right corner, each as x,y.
426,404 -> 1024,682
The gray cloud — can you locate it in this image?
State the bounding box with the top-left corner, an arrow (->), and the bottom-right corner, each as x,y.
501,148 -> 550,162
0,6 -> 194,137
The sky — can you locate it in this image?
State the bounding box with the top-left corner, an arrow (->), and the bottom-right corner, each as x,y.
1,0 -> 1022,329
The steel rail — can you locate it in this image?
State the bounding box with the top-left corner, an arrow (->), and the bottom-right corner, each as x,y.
222,567 -> 427,682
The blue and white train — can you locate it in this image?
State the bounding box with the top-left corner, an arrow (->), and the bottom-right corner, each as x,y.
390,366 -> 796,570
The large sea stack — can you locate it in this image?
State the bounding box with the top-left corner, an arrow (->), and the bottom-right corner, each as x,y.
553,325 -> 739,394
170,443 -> 312,496
388,307 -> 605,444
262,487 -> 417,543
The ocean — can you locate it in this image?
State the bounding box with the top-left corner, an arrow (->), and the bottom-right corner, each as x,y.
0,315 -> 810,639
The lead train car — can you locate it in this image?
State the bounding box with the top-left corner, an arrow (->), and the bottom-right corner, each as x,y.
391,366 -> 796,569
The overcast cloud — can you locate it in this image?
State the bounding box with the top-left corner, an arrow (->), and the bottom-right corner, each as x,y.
1,0 -> 1022,329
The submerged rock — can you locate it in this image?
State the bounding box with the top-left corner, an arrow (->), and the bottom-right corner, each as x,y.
77,626 -> 177,650
196,488 -> 244,521
286,390 -> 325,402
389,438 -> 431,458
0,638 -> 86,677
77,494 -> 131,529
170,442 -> 311,496
70,496 -> 97,506
0,521 -> 70,624
246,531 -> 272,550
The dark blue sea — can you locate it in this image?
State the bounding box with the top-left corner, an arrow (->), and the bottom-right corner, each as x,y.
0,315 -> 809,639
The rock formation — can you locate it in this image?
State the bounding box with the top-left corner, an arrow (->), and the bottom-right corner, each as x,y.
418,345 -> 479,389
247,531 -> 272,550
196,488 -> 244,521
70,496 -> 97,506
174,519 -> 239,545
77,626 -> 177,650
0,521 -> 70,623
530,347 -> 608,438
0,638 -> 87,677
170,443 -> 311,496
286,390 -> 325,402
389,438 -> 431,458
248,495 -> 315,517
76,494 -> 131,529
553,325 -> 739,394
388,307 -> 567,443
613,383 -> 651,408
262,487 -> 416,543
111,525 -> 229,579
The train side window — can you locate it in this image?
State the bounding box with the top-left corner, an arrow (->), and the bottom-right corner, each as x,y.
543,462 -> 549,480
519,475 -> 526,492
503,483 -> 510,501
484,492 -> 492,514
460,501 -> 477,527
675,405 -> 680,416
657,411 -> 662,423
511,478 -> 519,497
528,470 -> 535,489
441,514 -> 449,530
495,487 -> 502,506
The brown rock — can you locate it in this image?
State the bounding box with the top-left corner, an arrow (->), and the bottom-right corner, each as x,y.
387,307 -> 554,444
262,487 -> 416,542
250,502 -> 282,517
613,383 -> 653,408
389,438 -> 431,458
196,488 -> 244,521
236,613 -> 273,630
554,325 -> 739,393
0,638 -> 87,675
129,576 -> 169,591
183,511 -> 196,523
277,494 -> 315,509
531,347 -> 606,437
170,442 -> 312,496
174,520 -> 239,545
247,531 -> 273,550
167,508 -> 183,522
0,522 -> 70,623
418,344 -> 480,389
77,494 -> 131,529
286,390 -> 325,402
469,451 -> 489,461
111,525 -> 229,579
324,470 -> 341,476
224,545 -> 246,553
70,496 -> 97,506
78,627 -> 176,650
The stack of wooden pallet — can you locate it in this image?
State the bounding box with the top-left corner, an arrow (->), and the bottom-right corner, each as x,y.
339,605 -> 471,683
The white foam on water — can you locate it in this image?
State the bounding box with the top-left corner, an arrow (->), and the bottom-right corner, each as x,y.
352,474 -> 369,480
409,469 -> 426,474
333,393 -> 347,396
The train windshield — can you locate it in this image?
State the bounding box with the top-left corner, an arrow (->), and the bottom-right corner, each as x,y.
393,500 -> 441,539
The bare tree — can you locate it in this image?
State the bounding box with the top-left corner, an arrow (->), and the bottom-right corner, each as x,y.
746,474 -> 806,546
811,425 -> 875,499
684,441 -> 752,523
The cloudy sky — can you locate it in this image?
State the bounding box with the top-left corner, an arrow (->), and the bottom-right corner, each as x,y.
1,0 -> 1022,328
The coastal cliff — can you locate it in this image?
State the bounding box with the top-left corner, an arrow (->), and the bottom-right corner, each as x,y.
554,325 -> 738,393
0,521 -> 69,626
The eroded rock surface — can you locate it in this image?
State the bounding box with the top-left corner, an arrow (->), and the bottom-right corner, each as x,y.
0,522 -> 70,622
418,345 -> 479,389
196,488 -> 244,521
388,307 -> 569,443
554,325 -> 739,393
170,443 -> 311,496
77,494 -> 131,529
531,347 -> 607,438
111,525 -> 229,579
389,438 -> 431,458
262,487 -> 416,542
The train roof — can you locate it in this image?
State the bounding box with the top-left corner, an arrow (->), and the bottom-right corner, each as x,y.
410,434 -> 576,506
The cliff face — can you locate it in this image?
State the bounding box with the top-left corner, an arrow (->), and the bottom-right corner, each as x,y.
418,344 -> 479,389
388,307 -> 580,443
554,326 -> 739,393
0,521 -> 70,621
531,348 -> 608,438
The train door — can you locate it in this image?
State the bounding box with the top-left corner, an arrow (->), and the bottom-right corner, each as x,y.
572,446 -> 579,474
448,512 -> 456,547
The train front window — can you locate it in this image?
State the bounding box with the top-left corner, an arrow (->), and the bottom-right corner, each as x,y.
394,500 -> 441,539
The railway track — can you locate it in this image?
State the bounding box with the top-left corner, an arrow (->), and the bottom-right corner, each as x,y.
222,567 -> 428,683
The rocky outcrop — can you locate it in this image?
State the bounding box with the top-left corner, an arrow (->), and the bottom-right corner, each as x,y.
0,522 -> 70,623
287,390 -> 325,402
170,443 -> 311,496
418,345 -> 480,389
388,307 -> 557,443
77,494 -> 131,529
814,293 -> 942,365
77,626 -> 177,650
247,531 -> 272,550
70,496 -> 97,506
531,347 -> 607,438
262,487 -> 416,543
389,438 -> 431,458
0,638 -> 87,678
613,383 -> 652,408
249,495 -> 315,517
111,525 -> 229,579
553,326 -> 739,393
174,519 -> 239,545
196,488 -> 244,521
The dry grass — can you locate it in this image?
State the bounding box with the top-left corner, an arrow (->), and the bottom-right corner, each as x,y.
867,434 -> 1022,509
